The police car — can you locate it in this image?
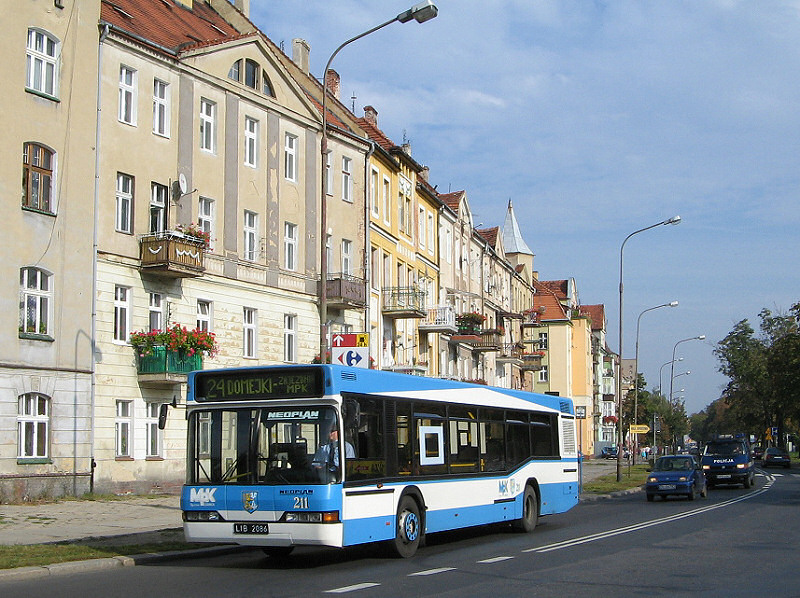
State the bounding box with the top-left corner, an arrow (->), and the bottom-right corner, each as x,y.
701,436 -> 754,489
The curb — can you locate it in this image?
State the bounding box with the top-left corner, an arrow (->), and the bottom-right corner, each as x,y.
580,486 -> 643,502
0,544 -> 248,582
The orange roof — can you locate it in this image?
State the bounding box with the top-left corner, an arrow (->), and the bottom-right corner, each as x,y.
476,227 -> 499,248
355,117 -> 395,152
532,280 -> 568,321
101,0 -> 240,53
580,304 -> 605,330
539,280 -> 569,300
439,190 -> 465,212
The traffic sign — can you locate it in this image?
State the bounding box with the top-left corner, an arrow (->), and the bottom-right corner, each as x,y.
331,333 -> 369,348
630,424 -> 651,435
331,347 -> 370,368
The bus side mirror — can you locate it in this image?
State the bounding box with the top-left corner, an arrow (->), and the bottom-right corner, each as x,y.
158,403 -> 169,430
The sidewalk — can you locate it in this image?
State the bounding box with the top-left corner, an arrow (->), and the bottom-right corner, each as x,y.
0,459 -> 628,579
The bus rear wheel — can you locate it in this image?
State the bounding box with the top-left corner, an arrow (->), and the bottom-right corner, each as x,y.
391,496 -> 421,558
512,486 -> 538,533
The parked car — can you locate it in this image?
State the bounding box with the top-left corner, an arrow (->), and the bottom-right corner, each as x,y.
762,447 -> 791,469
752,445 -> 764,460
646,455 -> 707,501
601,446 -> 618,459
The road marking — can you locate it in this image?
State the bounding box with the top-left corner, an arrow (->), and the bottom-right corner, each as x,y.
524,480 -> 774,554
409,567 -> 457,576
325,583 -> 381,593
478,556 -> 514,563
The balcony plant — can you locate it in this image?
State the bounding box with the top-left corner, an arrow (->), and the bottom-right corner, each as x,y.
175,222 -> 212,249
130,323 -> 218,358
456,311 -> 486,333
603,415 -> 618,425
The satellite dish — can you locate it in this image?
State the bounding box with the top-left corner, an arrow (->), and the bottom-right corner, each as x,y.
178,173 -> 188,194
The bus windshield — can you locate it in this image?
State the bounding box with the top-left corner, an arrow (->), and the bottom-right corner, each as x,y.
187,406 -> 342,485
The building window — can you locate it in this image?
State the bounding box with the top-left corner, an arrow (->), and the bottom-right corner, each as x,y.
538,365 -> 549,383
382,177 -> 391,225
427,212 -> 435,254
370,168 -> 379,217
197,300 -> 212,332
243,210 -> 258,262
20,267 -> 51,337
149,182 -> 167,233
116,400 -> 132,458
152,79 -> 170,137
244,59 -> 259,89
326,234 -> 333,275
325,152 -> 333,196
244,117 -> 258,168
371,247 -> 379,290
284,222 -> 298,271
118,65 -> 137,125
22,142 -> 55,214
341,156 -> 353,202
114,285 -> 130,343
445,228 -> 452,264
148,293 -> 163,332
538,332 -> 548,350
26,29 -> 59,98
228,59 -> 241,81
200,98 -> 216,153
243,307 -> 257,358
198,196 -> 215,251
284,133 -> 297,181
115,172 -> 133,234
146,402 -> 162,458
284,314 -> 297,363
341,239 -> 352,275
418,207 -> 426,248
18,394 -> 50,459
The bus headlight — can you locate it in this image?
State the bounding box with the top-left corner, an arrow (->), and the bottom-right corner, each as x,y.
183,510 -> 224,522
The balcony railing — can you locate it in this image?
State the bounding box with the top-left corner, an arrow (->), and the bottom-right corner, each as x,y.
450,329 -> 502,352
497,343 -> 525,364
382,286 -> 426,319
325,273 -> 366,310
418,305 -> 457,334
137,346 -> 202,385
139,232 -> 205,278
520,353 -> 545,371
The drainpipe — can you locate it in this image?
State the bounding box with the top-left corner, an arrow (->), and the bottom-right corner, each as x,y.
91,23 -> 110,492
363,141 -> 376,356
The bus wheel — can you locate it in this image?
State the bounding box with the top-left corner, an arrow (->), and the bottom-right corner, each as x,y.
392,496 -> 421,558
262,546 -> 294,558
513,486 -> 538,533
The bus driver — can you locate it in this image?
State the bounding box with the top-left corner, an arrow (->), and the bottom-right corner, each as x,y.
313,426 -> 355,475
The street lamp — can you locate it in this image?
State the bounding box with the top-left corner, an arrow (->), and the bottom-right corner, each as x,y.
632,301 -> 678,462
658,357 -> 683,396
319,1 -> 439,362
669,335 -> 705,405
616,215 -> 681,481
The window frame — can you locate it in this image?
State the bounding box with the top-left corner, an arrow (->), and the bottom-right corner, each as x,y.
115,400 -> 133,458
149,182 -> 167,233
283,314 -> 297,363
341,156 -> 353,202
341,239 -> 353,275
26,28 -> 59,99
146,402 -> 163,459
114,285 -> 131,344
200,98 -> 216,153
243,210 -> 259,262
19,267 -> 52,338
152,78 -> 170,137
148,292 -> 164,332
115,172 -> 134,234
22,142 -> 55,214
18,393 -> 50,459
284,133 -> 298,182
244,116 -> 258,168
243,307 -> 257,358
197,299 -> 212,332
198,196 -> 215,251
284,221 -> 298,271
118,65 -> 137,125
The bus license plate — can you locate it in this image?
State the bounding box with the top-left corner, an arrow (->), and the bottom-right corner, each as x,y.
233,523 -> 269,534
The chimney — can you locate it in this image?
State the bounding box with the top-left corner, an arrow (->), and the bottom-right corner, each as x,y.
402,142 -> 412,156
419,166 -> 429,182
363,105 -> 378,126
292,39 -> 310,75
233,0 -> 249,18
325,69 -> 340,101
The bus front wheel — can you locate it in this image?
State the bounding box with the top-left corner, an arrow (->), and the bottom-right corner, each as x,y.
391,496 -> 421,558
512,486 -> 538,533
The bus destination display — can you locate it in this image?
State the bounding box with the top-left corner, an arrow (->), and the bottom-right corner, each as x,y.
194,368 -> 323,401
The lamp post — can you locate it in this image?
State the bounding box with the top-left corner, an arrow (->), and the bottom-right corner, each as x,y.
616,215 -> 681,481
632,301 -> 678,463
318,1 -> 439,362
668,335 -> 705,405
659,357 -> 683,397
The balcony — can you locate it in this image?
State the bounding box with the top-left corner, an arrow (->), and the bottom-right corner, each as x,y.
137,346 -> 202,386
139,232 -> 205,278
418,305 -> 458,334
326,273 -> 366,310
450,329 -> 502,352
382,286 -> 426,319
520,352 -> 545,371
496,343 -> 525,365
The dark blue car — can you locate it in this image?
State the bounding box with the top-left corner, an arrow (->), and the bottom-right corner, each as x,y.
646,455 -> 707,501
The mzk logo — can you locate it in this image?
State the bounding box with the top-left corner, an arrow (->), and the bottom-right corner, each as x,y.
499,478 -> 520,497
189,487 -> 217,506
243,491 -> 259,513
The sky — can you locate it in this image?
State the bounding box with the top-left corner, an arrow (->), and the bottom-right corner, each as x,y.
250,1 -> 800,416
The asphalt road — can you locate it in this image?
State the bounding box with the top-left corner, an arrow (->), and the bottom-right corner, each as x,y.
2,468 -> 799,598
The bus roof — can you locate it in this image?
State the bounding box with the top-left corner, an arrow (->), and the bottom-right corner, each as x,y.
188,364 -> 574,415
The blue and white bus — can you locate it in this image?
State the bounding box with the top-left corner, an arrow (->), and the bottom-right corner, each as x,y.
181,365 -> 579,557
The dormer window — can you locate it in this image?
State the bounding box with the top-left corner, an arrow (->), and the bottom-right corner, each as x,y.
228,59 -> 241,82
228,58 -> 274,97
244,59 -> 258,88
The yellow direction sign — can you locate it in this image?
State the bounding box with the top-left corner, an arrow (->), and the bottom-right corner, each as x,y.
630,424 -> 651,435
